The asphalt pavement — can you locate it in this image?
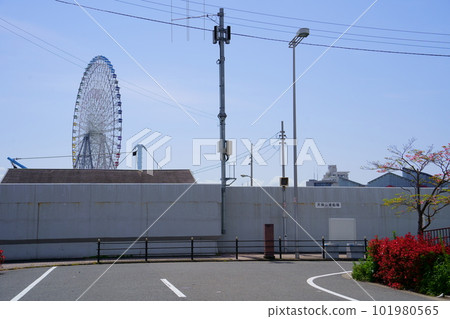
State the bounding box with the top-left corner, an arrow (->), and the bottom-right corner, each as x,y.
1,260 -> 444,301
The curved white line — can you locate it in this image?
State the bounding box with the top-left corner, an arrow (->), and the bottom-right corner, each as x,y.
307,271 -> 358,301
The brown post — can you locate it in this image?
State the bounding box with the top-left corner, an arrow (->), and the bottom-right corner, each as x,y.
264,224 -> 275,259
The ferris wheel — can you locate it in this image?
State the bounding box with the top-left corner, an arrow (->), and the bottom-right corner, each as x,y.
72,55 -> 122,169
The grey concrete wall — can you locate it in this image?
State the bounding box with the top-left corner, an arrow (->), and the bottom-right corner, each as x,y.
223,186 -> 450,247
0,184 -> 221,260
1,184 -> 449,260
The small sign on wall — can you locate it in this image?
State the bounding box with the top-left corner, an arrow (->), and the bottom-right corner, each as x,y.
315,202 -> 342,208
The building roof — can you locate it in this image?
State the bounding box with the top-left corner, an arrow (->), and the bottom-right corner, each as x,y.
337,177 -> 365,187
401,168 -> 436,187
1,169 -> 195,184
367,172 -> 412,187
306,177 -> 364,187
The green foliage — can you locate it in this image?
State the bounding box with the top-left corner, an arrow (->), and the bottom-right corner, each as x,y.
419,254 -> 450,296
352,256 -> 375,282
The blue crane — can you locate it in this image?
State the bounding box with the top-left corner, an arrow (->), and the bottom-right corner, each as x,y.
7,157 -> 27,169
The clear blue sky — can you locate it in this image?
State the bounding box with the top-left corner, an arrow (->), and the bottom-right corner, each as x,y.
1,0 -> 449,185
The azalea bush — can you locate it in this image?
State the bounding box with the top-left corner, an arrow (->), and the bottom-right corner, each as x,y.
353,233 -> 450,296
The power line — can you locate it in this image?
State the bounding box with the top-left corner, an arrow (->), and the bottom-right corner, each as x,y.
120,82 -> 217,120
14,155 -> 73,160
56,0 -> 208,31
0,23 -> 85,68
54,0 -> 450,58
233,31 -> 450,58
311,28 -> 450,44
0,17 -> 88,64
226,18 -> 450,49
310,34 -> 450,50
1,15 -> 216,121
122,0 -> 450,47
228,20 -> 450,50
177,0 -> 450,37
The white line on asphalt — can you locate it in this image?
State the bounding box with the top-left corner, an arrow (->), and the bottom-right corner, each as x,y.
306,271 -> 358,301
161,278 -> 186,298
11,266 -> 57,301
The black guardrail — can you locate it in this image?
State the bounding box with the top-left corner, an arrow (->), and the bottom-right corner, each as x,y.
4,229 -> 449,263
423,227 -> 450,246
95,237 -> 368,263
0,236 -> 369,263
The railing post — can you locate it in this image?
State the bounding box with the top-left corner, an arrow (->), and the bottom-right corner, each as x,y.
191,237 -> 194,261
97,238 -> 101,263
279,236 -> 282,259
364,236 -> 367,257
322,236 -> 325,259
235,236 -> 239,260
145,237 -> 148,262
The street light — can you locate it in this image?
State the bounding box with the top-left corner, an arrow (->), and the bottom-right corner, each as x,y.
289,27 -> 309,259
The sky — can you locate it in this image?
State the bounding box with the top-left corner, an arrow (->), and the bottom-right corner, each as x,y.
1,0 -> 449,186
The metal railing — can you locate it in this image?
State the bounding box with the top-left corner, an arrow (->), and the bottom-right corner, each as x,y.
95,237 -> 368,263
0,236 -> 368,263
423,227 -> 450,246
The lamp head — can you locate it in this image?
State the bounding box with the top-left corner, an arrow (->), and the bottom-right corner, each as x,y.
296,28 -> 310,38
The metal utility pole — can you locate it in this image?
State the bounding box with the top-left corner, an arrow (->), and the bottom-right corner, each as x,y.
292,42 -> 299,259
214,8 -> 231,234
250,143 -> 253,186
280,121 -> 286,187
280,121 -> 287,250
289,28 -> 309,259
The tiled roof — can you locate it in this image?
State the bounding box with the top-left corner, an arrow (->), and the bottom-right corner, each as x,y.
1,169 -> 195,184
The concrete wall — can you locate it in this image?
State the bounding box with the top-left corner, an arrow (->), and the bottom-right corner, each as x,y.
0,184 -> 221,260
1,184 -> 449,260
224,187 -> 449,247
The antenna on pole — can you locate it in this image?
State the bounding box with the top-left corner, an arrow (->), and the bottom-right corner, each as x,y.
203,0 -> 206,40
171,0 -> 213,41
186,0 -> 189,41
170,0 -> 173,42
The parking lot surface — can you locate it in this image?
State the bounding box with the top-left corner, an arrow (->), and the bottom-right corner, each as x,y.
1,260 -> 440,301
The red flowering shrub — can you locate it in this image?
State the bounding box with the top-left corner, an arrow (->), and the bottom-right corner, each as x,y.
368,233 -> 449,291
0,249 -> 5,266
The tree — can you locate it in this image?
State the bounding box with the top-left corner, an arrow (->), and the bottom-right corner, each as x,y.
368,139 -> 450,235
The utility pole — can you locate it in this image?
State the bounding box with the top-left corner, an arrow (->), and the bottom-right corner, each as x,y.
214,8 -> 231,234
280,121 -> 287,251
280,121 -> 286,185
250,143 -> 253,186
289,28 -> 309,259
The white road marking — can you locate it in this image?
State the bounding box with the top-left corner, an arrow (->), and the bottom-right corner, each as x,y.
306,271 -> 358,301
11,266 -> 57,301
161,279 -> 186,298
